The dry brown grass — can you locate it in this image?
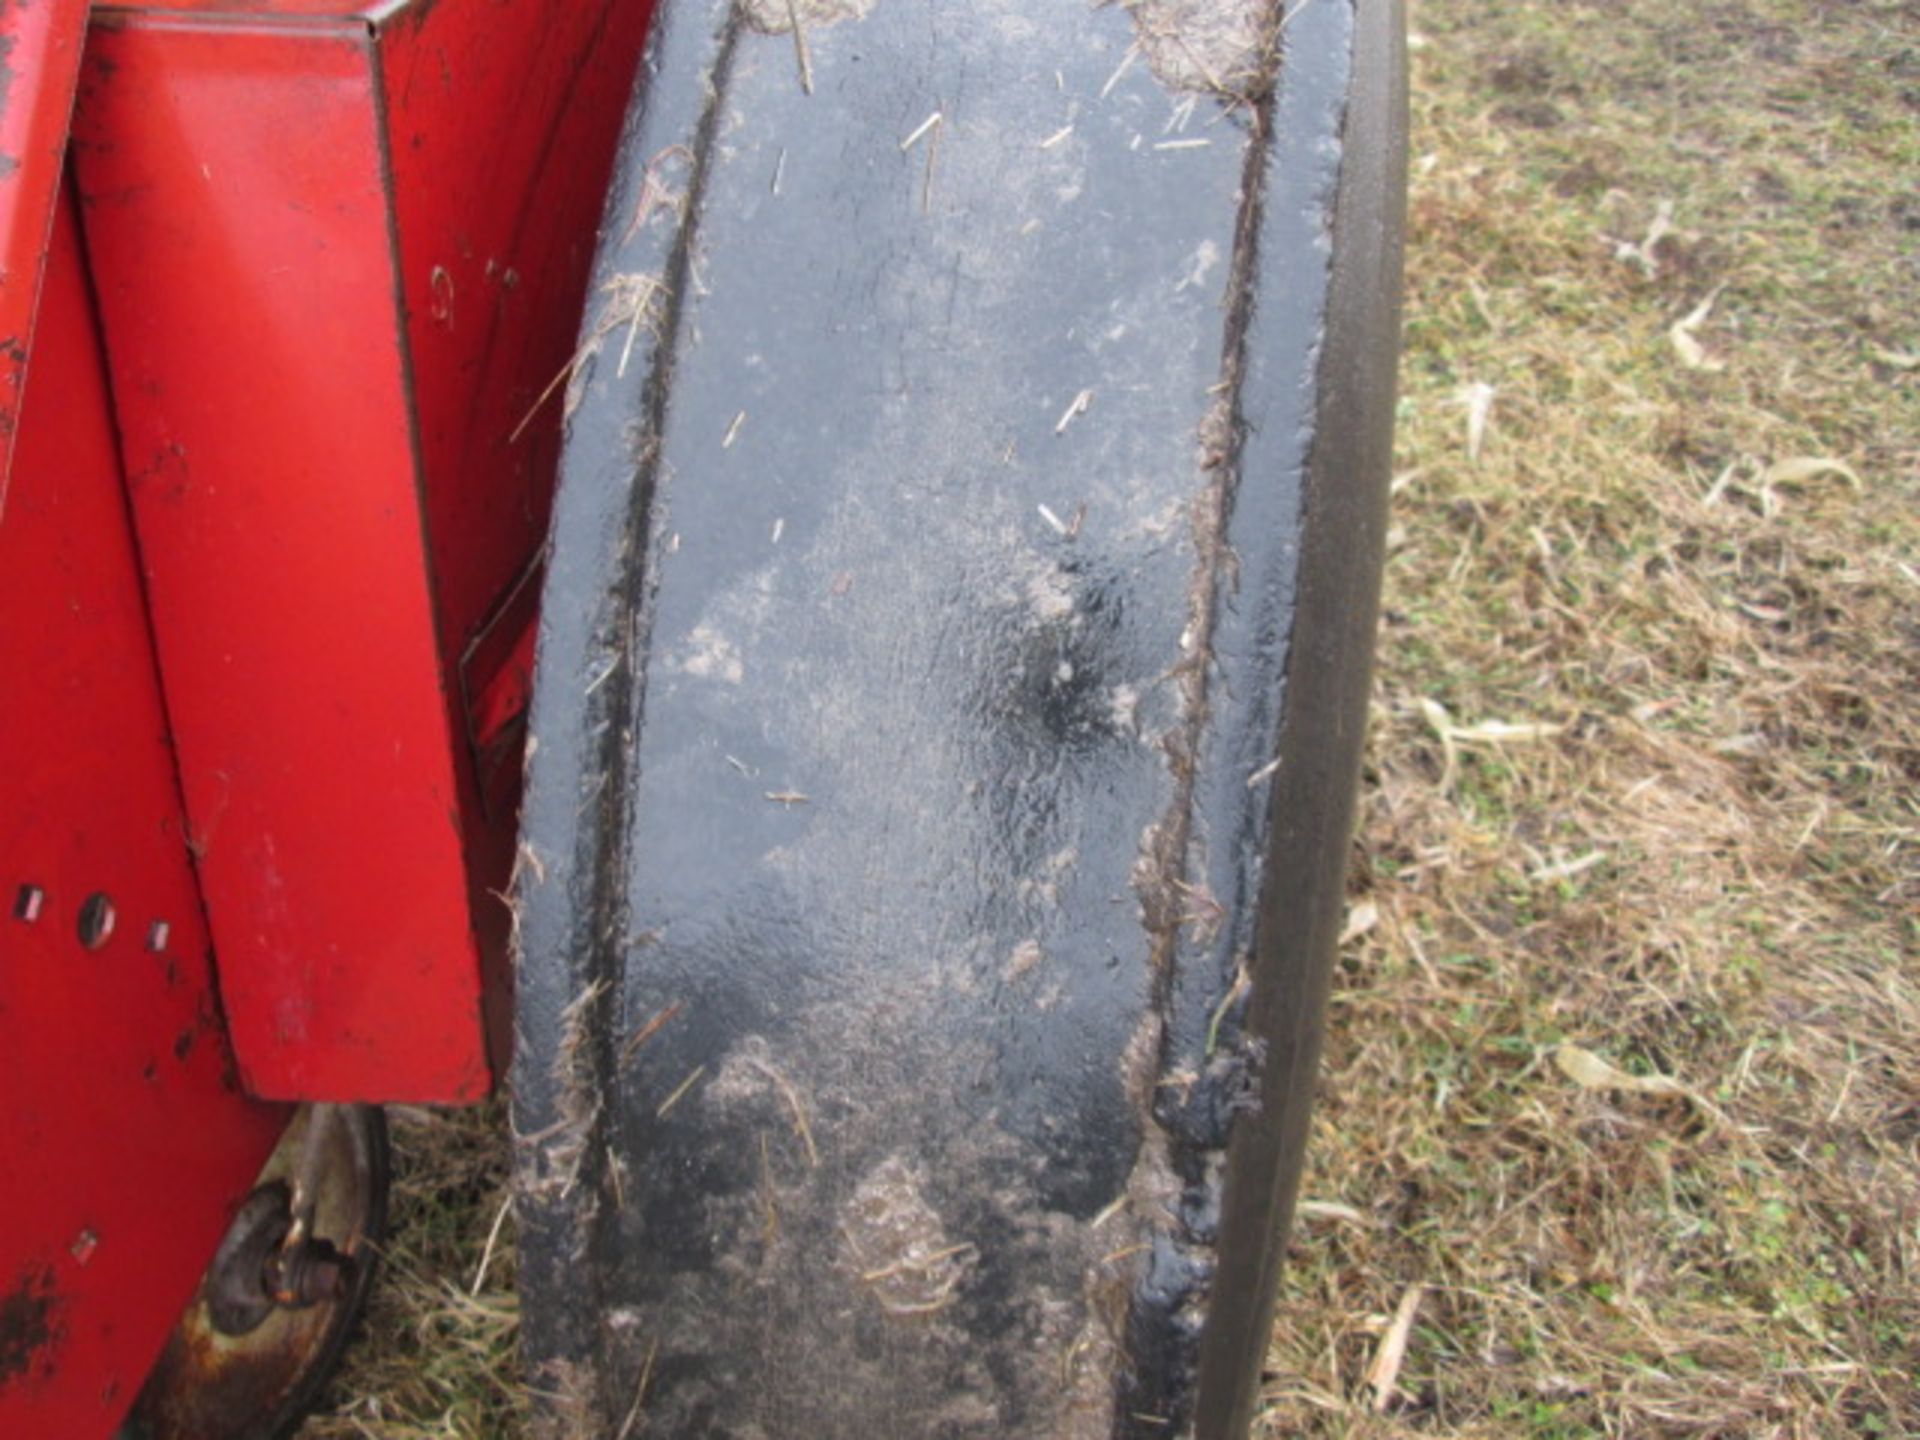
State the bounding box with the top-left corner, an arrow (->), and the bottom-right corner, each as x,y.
306,1 -> 1917,1434
301,1106 -> 521,1437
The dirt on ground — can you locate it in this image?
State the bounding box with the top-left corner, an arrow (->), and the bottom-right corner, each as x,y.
303,1 -> 1916,1435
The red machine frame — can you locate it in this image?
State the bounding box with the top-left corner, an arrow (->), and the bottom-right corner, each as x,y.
0,0 -> 655,1430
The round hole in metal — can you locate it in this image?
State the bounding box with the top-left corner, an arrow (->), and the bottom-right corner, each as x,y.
77,892 -> 117,950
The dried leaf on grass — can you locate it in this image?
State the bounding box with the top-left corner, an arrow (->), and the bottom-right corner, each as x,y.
1456,381 -> 1498,462
1552,1046 -> 1741,1133
1338,900 -> 1380,947
1295,1200 -> 1371,1228
1366,1285 -> 1426,1413
1420,698 -> 1564,793
1553,1043 -> 1688,1097
1669,286 -> 1727,372
1759,455 -> 1863,491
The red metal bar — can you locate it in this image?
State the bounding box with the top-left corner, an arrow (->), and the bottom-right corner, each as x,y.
0,182 -> 288,1440
0,0 -> 90,500
75,13 -> 489,1104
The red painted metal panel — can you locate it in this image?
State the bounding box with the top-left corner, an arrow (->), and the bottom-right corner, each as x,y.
380,0 -> 657,658
0,184 -> 288,1440
72,16 -> 490,1103
70,0 -> 655,1102
376,0 -> 660,1017
0,0 -> 90,503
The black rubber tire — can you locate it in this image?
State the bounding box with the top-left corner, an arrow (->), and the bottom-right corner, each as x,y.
511,2 -> 1405,1435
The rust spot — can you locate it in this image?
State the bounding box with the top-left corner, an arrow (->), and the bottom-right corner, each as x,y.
0,1266 -> 62,1388
132,1300 -> 327,1439
127,1107 -> 384,1437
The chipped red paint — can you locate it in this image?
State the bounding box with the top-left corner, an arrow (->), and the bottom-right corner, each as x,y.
0,1267 -> 61,1390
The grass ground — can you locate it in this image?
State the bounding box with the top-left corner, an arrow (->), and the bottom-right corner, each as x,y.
304,0 -> 1918,1433
1259,0 -> 1917,1434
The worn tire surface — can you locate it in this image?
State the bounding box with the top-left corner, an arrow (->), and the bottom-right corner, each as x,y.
511,1 -> 1405,1435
